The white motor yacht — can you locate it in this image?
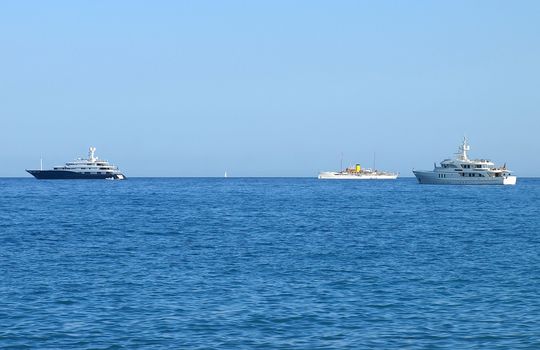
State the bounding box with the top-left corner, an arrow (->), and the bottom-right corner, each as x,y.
413,138 -> 516,185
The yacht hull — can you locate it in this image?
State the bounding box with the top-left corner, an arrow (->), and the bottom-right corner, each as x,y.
26,170 -> 126,180
413,170 -> 516,185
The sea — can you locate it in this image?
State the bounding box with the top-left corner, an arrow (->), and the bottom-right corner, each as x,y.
1,177 -> 540,349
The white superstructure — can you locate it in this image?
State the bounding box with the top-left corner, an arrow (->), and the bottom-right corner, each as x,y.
413,138 -> 516,185
54,147 -> 125,179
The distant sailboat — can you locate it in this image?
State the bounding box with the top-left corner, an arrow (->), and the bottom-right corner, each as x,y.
224,171 -> 228,178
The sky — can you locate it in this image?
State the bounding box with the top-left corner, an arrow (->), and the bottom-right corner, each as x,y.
1,1 -> 539,177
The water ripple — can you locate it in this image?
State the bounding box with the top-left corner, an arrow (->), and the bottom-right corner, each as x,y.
1,178 -> 540,349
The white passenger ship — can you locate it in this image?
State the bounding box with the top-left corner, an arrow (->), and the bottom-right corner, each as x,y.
413,138 -> 516,185
27,147 -> 126,180
319,164 -> 398,180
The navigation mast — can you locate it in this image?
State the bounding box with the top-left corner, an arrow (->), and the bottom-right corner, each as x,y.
88,147 -> 97,162
457,137 -> 470,161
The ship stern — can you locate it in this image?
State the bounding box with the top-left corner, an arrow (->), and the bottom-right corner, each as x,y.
503,176 -> 517,185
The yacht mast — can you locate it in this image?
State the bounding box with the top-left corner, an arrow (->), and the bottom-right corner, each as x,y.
457,137 -> 470,161
88,147 -> 97,162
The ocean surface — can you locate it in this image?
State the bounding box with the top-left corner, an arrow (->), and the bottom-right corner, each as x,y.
1,177 -> 540,349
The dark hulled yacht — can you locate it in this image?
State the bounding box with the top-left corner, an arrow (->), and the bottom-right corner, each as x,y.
26,147 -> 126,180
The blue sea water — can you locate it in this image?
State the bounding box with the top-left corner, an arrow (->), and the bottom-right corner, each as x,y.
1,177 -> 540,349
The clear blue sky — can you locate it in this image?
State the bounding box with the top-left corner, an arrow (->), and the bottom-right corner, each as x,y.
1,1 -> 539,176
